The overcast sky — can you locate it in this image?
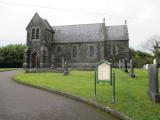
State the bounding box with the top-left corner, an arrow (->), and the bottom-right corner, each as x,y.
0,0 -> 160,49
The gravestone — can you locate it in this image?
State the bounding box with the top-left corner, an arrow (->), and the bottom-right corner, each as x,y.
119,60 -> 122,69
124,59 -> 128,72
64,61 -> 69,76
153,58 -> 160,68
145,64 -> 149,69
129,59 -> 135,78
153,58 -> 157,64
148,64 -> 160,103
122,59 -> 125,71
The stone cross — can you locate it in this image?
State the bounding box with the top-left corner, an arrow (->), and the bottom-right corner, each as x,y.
124,59 -> 128,72
129,59 -> 135,78
148,64 -> 160,103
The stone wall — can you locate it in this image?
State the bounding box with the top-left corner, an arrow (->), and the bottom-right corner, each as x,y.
52,42 -> 104,68
105,40 -> 129,66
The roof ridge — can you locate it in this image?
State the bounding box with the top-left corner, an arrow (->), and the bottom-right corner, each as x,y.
106,25 -> 127,27
52,23 -> 103,27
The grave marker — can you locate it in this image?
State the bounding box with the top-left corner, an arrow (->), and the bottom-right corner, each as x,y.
124,59 -> 128,72
64,61 -> 69,76
148,64 -> 160,103
129,59 -> 135,78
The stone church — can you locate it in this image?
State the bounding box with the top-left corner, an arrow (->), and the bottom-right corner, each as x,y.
23,13 -> 129,69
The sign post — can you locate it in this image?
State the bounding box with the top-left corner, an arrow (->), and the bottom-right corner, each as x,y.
94,71 -> 96,97
112,71 -> 115,103
94,60 -> 116,103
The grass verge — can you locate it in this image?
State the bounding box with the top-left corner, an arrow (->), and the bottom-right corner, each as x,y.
15,69 -> 160,120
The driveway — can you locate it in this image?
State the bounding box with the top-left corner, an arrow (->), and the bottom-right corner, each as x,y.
0,70 -> 119,120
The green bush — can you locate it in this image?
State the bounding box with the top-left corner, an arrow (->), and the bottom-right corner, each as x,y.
0,44 -> 26,68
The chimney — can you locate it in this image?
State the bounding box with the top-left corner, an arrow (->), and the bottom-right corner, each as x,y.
125,20 -> 127,25
103,18 -> 105,23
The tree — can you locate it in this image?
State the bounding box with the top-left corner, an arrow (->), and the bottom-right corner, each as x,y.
130,48 -> 153,68
0,44 -> 26,68
141,35 -> 160,57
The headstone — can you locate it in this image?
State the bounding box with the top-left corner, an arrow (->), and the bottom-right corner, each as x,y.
153,58 -> 160,68
148,64 -> 160,103
122,59 -> 125,71
153,59 -> 157,64
64,61 -> 69,76
119,60 -> 122,69
145,64 -> 149,69
124,59 -> 128,72
129,59 -> 135,78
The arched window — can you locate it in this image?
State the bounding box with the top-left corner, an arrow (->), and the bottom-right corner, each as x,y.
72,46 -> 77,58
31,28 -> 35,40
89,46 -> 94,57
57,47 -> 62,58
36,28 -> 40,40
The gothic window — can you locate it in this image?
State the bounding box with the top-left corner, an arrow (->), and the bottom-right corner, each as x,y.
31,28 -> 35,40
89,46 -> 94,58
36,28 -> 40,40
72,46 -> 78,58
110,45 -> 119,55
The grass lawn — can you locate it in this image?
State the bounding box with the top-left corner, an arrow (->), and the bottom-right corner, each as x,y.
0,68 -> 17,71
15,69 -> 160,120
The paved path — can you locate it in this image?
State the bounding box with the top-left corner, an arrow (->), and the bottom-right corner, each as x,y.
0,70 -> 119,120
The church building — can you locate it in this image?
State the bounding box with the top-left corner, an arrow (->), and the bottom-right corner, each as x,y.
23,13 -> 129,69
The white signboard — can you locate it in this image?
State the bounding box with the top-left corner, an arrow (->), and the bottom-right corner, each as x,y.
98,63 -> 110,81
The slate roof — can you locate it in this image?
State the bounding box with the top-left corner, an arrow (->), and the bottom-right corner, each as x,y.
106,25 -> 129,41
52,23 -> 104,43
52,23 -> 129,43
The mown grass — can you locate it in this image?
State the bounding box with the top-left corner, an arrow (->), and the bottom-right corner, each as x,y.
0,68 -> 17,71
15,69 -> 160,120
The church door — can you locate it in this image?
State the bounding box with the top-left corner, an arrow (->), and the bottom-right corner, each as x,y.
31,51 -> 40,68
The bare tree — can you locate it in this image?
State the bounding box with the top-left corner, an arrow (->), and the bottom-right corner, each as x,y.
141,35 -> 160,57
